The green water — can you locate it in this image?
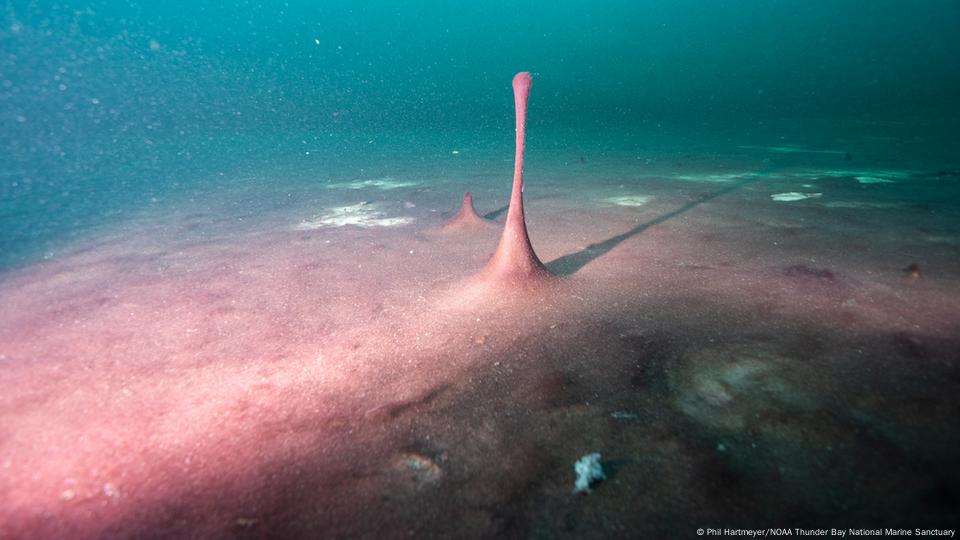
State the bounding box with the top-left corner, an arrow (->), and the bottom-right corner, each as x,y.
2,1 -> 959,267
2,3 -> 960,536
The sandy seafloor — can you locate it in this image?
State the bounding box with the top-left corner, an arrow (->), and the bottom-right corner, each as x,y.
1,120 -> 959,538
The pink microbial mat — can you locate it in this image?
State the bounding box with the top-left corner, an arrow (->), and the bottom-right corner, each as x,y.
2,74 -> 959,538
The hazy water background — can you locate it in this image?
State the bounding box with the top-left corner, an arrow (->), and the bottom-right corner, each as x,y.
2,0 -> 959,269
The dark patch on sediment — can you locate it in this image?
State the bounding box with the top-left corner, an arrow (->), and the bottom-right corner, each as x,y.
904,262 -> 922,278
694,447 -> 752,503
913,169 -> 960,180
783,264 -> 836,281
650,317 -> 960,526
535,371 -> 583,409
616,330 -> 684,393
465,443 -> 554,539
891,331 -> 930,359
365,384 -> 451,421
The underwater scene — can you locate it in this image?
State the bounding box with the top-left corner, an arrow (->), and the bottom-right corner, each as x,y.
1,1 -> 959,538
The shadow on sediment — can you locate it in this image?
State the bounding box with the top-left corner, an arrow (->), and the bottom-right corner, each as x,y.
482,193 -> 555,221
482,205 -> 509,221
545,169 -> 775,276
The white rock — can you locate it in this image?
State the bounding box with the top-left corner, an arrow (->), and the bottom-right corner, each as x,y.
770,192 -> 822,202
573,452 -> 605,493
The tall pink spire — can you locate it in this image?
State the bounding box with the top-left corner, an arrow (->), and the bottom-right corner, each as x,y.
477,72 -> 554,289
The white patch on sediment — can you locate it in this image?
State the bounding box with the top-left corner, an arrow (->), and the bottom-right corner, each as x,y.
789,169 -> 910,183
854,176 -> 896,184
736,145 -> 846,155
672,173 -> 747,183
822,201 -> 901,209
771,192 -> 822,202
295,203 -> 414,229
601,195 -> 652,207
327,177 -> 419,190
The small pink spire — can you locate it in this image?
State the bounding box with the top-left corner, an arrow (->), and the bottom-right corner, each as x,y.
442,192 -> 494,232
